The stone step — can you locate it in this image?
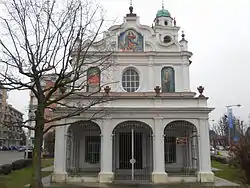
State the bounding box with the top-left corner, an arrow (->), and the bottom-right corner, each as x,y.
67,175 -> 99,183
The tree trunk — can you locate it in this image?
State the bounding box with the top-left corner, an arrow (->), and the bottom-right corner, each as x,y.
29,123 -> 44,188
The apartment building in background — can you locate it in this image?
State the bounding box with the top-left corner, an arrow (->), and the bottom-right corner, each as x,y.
0,84 -> 24,147
28,74 -> 58,149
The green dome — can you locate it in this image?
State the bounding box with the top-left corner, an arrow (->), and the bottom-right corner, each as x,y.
156,9 -> 171,17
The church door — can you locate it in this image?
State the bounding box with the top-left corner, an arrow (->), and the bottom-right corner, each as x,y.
112,121 -> 153,182
119,130 -> 143,172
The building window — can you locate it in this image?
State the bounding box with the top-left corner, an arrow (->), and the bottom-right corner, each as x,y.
156,19 -> 159,25
164,21 -> 168,26
122,68 -> 140,92
163,36 -> 171,43
164,137 -> 176,164
85,136 -> 100,164
161,67 -> 175,92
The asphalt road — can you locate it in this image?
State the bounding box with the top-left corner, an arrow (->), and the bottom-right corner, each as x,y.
0,151 -> 25,165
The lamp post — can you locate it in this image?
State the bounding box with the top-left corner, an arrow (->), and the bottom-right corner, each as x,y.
226,104 -> 241,147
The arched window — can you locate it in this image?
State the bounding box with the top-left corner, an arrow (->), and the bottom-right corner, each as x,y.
122,68 -> 140,92
161,67 -> 175,92
87,67 -> 101,92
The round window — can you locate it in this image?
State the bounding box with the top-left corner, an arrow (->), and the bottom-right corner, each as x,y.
163,35 -> 172,43
122,69 -> 139,92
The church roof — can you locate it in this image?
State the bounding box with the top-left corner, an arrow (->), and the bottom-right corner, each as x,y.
156,8 -> 171,18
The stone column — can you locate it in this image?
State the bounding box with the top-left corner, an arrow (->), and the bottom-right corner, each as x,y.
98,118 -> 114,183
197,118 -> 214,182
152,117 -> 168,183
51,125 -> 68,183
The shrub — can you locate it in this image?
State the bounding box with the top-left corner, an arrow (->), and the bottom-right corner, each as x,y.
0,164 -> 12,175
12,159 -> 32,170
43,153 -> 54,159
231,136 -> 250,184
12,159 -> 24,170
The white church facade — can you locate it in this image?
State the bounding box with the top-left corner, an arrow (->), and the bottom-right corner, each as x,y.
52,4 -> 214,184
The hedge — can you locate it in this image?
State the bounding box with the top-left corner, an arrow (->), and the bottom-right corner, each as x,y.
0,164 -> 12,175
0,159 -> 32,176
12,159 -> 32,170
42,153 -> 54,158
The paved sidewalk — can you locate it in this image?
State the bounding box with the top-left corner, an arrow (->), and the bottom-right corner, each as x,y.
41,165 -> 240,187
214,177 -> 240,187
212,167 -> 222,172
42,165 -> 53,172
42,176 -> 240,187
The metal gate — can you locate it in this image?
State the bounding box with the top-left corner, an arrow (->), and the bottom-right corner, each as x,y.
112,121 -> 153,182
66,121 -> 101,175
164,120 -> 199,176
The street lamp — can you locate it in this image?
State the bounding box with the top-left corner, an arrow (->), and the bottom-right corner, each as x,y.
225,104 -> 241,146
226,104 -> 241,108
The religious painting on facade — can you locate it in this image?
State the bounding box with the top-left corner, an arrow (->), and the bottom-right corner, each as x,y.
161,67 -> 175,92
87,67 -> 100,92
118,29 -> 143,52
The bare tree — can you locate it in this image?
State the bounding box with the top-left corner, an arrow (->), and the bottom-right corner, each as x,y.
211,116 -> 228,147
0,0 -> 115,187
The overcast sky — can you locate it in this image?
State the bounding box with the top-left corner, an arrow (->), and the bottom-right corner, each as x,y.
7,0 -> 250,125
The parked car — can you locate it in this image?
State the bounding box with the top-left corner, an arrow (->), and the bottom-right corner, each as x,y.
9,146 -> 18,150
225,146 -> 230,151
216,145 -> 224,151
210,146 -> 215,154
18,146 -> 26,152
2,146 -> 9,151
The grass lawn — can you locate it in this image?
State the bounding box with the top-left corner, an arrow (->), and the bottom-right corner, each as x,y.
0,158 -> 53,188
212,160 -> 244,184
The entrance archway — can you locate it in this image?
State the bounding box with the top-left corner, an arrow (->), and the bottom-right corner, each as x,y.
112,121 -> 153,182
164,120 -> 199,176
66,121 -> 101,175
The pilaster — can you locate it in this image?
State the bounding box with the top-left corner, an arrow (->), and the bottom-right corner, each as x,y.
148,56 -> 155,91
182,62 -> 190,92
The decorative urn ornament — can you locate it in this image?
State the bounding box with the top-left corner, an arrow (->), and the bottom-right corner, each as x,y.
197,86 -> 205,98
154,86 -> 161,96
104,86 -> 111,95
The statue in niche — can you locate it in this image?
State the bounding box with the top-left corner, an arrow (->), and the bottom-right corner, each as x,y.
161,67 -> 175,92
118,29 -> 143,52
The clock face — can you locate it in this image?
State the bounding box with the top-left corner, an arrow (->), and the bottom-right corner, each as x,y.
163,35 -> 172,43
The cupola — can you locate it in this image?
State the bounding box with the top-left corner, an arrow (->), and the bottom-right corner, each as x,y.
154,2 -> 173,27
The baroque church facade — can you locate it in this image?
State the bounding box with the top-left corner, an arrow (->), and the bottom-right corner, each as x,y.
52,4 -> 214,184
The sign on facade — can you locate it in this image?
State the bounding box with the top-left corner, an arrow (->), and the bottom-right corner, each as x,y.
176,137 -> 187,145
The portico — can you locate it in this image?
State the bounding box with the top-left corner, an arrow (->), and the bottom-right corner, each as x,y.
52,92 -> 214,184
